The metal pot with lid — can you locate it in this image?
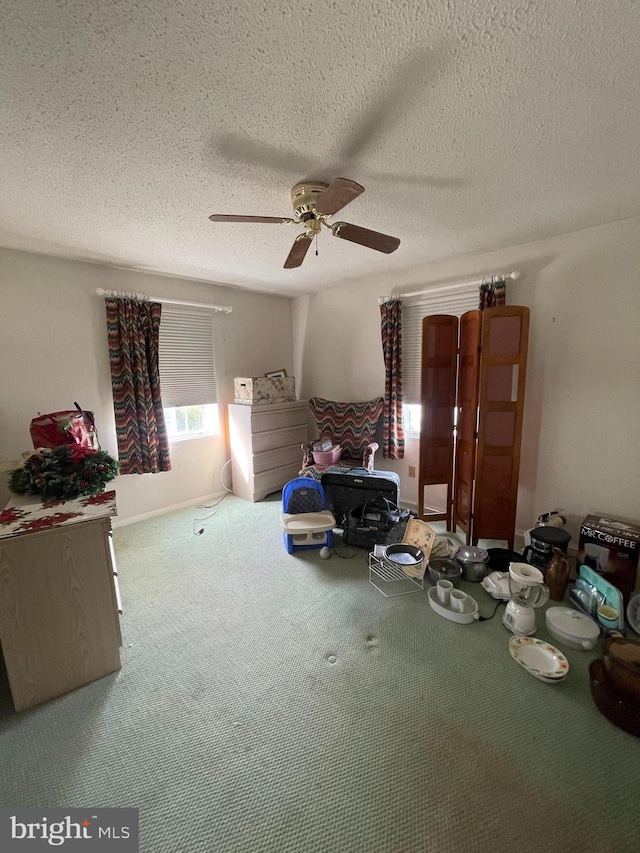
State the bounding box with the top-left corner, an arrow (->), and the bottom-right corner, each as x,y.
428,557 -> 463,585
454,545 -> 490,582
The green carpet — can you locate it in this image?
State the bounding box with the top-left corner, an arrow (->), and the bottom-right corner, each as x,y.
1,494 -> 639,852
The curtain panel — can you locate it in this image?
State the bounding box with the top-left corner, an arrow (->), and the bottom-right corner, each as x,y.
379,297 -> 404,459
479,279 -> 506,309
105,298 -> 171,475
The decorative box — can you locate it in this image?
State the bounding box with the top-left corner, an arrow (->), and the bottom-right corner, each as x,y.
234,376 -> 296,404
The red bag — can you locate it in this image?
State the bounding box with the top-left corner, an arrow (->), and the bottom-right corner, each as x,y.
30,404 -> 98,450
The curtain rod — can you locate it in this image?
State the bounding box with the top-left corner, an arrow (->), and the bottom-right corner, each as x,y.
95,288 -> 233,313
379,271 -> 521,303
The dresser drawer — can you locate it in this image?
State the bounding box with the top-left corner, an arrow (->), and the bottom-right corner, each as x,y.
253,444 -> 302,474
252,424 -> 307,454
251,404 -> 307,433
228,401 -> 308,503
254,462 -> 302,501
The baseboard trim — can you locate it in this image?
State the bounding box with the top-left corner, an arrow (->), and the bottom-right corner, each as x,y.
112,490 -> 229,528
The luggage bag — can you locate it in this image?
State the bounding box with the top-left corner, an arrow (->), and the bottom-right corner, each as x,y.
320,469 -> 400,530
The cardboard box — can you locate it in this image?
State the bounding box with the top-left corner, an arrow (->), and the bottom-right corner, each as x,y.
234,376 -> 296,404
577,514 -> 640,604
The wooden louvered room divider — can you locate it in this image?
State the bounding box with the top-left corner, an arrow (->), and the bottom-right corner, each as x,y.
418,305 -> 530,548
418,315 -> 458,526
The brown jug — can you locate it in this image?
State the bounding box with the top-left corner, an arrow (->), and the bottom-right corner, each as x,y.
546,547 -> 573,602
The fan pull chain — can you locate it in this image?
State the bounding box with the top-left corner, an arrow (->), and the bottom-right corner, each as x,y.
315,232 -> 319,256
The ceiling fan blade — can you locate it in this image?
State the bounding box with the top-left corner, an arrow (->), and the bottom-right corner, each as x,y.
284,234 -> 313,269
331,222 -> 400,254
209,214 -> 295,224
314,178 -> 365,217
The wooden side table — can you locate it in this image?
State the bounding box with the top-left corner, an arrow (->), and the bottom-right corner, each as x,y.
0,498 -> 122,712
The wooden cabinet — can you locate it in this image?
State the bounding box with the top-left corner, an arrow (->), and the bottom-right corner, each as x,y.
228,400 -> 308,502
419,306 -> 530,548
0,516 -> 122,712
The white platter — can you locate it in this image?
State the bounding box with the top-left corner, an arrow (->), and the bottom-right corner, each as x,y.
509,635 -> 570,682
427,586 -> 479,624
526,669 -> 569,684
627,593 -> 640,637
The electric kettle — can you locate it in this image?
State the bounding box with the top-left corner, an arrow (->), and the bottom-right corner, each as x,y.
503,563 -> 550,635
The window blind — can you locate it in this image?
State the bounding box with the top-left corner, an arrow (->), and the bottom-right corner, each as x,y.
159,304 -> 217,408
402,284 -> 479,405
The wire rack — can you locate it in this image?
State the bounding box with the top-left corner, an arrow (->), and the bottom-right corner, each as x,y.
368,552 -> 425,598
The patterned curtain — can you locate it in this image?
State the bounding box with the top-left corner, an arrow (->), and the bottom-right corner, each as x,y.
379,298 -> 404,459
479,279 -> 506,309
105,298 -> 171,475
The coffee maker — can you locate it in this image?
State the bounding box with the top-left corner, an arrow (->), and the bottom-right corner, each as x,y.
523,525 -> 571,574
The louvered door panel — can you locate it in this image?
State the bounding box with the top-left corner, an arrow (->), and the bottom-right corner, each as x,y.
472,306 -> 530,548
453,310 -> 481,543
418,315 -> 458,527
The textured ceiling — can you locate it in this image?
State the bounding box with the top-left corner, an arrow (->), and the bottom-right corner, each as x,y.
1,1 -> 639,296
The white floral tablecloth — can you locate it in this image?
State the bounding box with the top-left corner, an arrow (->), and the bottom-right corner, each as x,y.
0,490 -> 117,539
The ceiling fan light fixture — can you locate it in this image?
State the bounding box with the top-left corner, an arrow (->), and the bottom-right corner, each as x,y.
290,181 -> 330,220
209,175 -> 399,268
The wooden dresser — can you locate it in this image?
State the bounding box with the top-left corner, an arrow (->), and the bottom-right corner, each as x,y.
228,400 -> 308,502
0,492 -> 122,711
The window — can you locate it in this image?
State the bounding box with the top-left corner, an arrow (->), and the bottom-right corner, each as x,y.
163,404 -> 219,440
158,304 -> 219,440
401,283 -> 479,437
403,404 -> 422,435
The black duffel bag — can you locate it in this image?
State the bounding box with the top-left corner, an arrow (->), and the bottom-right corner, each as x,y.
344,496 -> 410,549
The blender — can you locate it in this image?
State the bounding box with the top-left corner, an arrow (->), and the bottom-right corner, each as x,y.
503,562 -> 550,635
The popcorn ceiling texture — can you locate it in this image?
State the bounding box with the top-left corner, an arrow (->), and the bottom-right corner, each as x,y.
1,0 -> 639,294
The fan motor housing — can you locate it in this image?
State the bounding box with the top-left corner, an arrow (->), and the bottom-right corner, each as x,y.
290,181 -> 329,220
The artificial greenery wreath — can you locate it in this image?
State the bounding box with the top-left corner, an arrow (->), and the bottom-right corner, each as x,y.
10,445 -> 119,501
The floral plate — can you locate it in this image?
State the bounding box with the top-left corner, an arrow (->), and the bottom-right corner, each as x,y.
509,635 -> 570,682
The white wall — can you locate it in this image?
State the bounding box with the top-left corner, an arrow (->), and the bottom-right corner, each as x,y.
4,215 -> 639,541
0,249 -> 294,522
293,216 -> 640,543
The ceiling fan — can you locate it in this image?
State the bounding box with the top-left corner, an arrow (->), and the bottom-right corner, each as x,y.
209,177 -> 400,269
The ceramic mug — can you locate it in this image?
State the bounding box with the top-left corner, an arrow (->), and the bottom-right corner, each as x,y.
436,579 -> 453,606
450,589 -> 467,612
